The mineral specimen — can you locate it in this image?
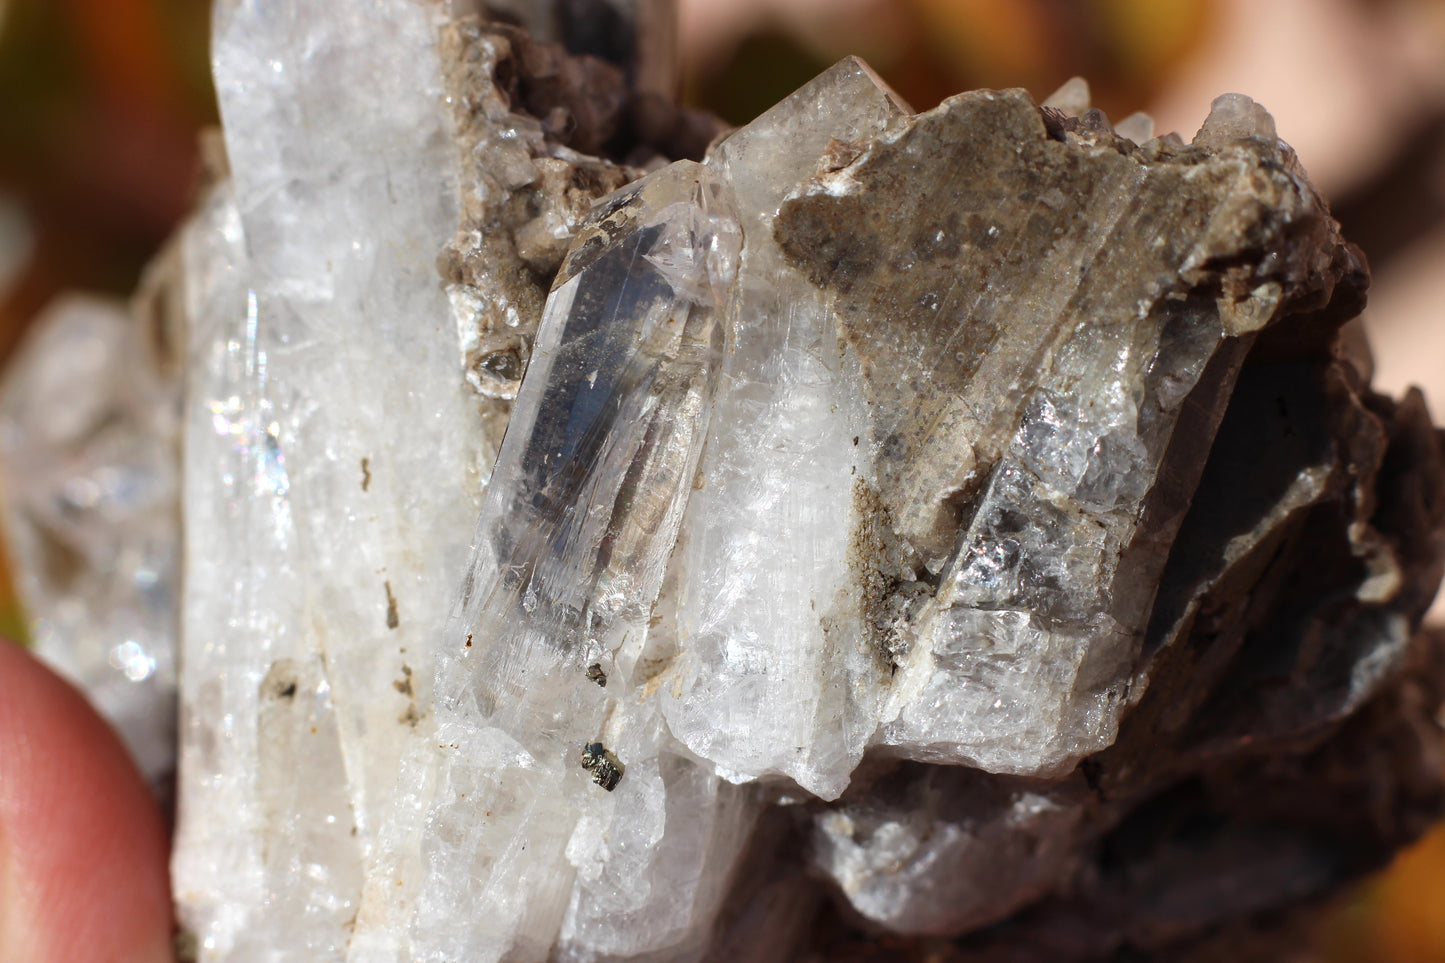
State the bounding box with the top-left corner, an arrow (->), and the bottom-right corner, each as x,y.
1,2 -> 1442,961
0,292 -> 181,797
410,156 -> 752,963
169,0 -> 494,952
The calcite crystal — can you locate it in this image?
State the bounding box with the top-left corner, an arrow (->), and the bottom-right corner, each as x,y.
2,2 -> 1443,961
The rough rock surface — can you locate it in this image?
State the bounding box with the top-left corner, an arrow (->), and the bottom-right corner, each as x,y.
436,17 -> 719,465
0,3 -> 1442,962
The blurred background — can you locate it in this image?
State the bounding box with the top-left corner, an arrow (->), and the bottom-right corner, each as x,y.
0,0 -> 1443,957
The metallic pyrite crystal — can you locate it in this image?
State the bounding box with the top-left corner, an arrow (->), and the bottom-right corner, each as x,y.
0,2 -> 1442,961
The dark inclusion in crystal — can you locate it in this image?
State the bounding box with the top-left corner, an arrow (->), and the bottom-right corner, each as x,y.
581,741 -> 625,791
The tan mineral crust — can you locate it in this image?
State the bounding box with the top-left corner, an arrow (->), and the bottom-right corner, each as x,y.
0,3 -> 1442,962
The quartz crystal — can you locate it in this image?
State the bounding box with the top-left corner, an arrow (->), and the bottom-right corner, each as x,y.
2,4 -> 1443,961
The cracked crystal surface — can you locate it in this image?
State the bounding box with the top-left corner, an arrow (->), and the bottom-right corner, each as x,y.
774,84 -> 1360,778
410,159 -> 746,963
656,58 -> 910,800
172,0 -> 487,955
5,4 -> 1440,960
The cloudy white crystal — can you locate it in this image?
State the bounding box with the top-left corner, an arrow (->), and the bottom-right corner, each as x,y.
657,58 -> 911,800
0,295 -> 180,793
117,3 -> 1426,957
174,0 -> 488,955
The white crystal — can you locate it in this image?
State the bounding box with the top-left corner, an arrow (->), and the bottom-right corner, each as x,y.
1113,110 -> 1155,145
657,58 -> 910,800
173,0 -> 488,955
1193,92 -> 1279,148
1042,75 -> 1091,115
0,295 -> 179,792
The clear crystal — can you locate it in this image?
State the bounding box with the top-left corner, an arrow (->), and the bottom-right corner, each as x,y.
657,58 -> 910,800
412,159 -> 744,963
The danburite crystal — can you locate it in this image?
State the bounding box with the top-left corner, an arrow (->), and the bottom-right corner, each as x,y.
0,294 -> 180,794
774,82 -> 1364,778
413,159 -> 746,962
5,2 -> 1443,957
173,0 -> 486,955
656,59 -> 910,799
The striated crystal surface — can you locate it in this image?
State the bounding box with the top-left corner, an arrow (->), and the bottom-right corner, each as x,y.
412,159 -> 744,963
436,161 -> 741,751
774,83 -> 1364,778
5,5 -> 1442,960
656,58 -> 911,799
395,54 -> 1442,959
172,0 -> 488,955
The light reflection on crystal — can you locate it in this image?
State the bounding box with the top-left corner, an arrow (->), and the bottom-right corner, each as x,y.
142,12 -> 1445,958
415,159 -> 747,962
0,295 -> 179,795
110,639 -> 157,682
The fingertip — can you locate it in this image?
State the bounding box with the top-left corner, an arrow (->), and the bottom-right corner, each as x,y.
0,640 -> 175,963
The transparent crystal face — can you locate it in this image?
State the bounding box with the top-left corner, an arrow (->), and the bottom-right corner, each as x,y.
415,160 -> 747,963
436,161 -> 741,756
69,6 -> 1423,957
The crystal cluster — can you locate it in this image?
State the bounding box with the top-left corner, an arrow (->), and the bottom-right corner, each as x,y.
2,2 -> 1443,961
